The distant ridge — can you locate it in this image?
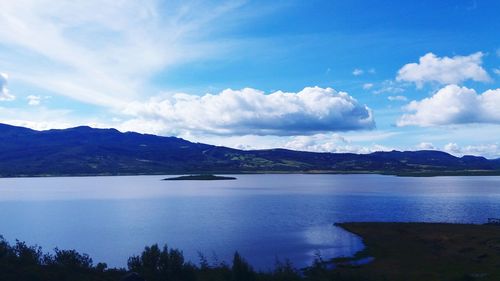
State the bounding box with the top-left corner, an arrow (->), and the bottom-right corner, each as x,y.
0,123 -> 499,177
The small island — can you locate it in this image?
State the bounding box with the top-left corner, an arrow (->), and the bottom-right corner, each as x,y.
162,174 -> 237,181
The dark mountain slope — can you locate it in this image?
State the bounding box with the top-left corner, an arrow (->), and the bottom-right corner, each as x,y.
0,123 -> 498,176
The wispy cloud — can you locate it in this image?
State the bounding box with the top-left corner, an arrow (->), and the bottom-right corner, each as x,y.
352,68 -> 364,76
26,95 -> 50,106
0,106 -> 74,130
387,95 -> 407,102
0,0 -> 250,107
362,83 -> 373,90
372,80 -> 405,95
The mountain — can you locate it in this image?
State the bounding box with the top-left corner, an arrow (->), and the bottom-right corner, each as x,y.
0,123 -> 499,177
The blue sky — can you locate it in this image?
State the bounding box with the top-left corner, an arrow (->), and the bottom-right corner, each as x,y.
0,0 -> 499,157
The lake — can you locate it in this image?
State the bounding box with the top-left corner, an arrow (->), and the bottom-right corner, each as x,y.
0,174 -> 499,270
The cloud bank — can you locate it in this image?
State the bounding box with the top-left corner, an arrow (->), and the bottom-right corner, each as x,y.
396,52 -> 491,87
443,143 -> 500,158
283,133 -> 392,154
122,86 -> 375,136
414,141 -> 500,159
398,85 -> 500,126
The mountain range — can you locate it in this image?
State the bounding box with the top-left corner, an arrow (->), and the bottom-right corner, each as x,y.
0,123 -> 499,177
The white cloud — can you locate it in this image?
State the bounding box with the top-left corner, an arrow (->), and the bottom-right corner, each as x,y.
416,142 -> 436,150
284,134 -> 348,152
352,68 -> 363,76
372,80 -> 405,95
396,52 -> 491,87
387,95 -> 407,102
494,68 -> 500,76
0,73 -> 15,101
444,143 -> 461,154
284,133 -> 392,154
362,83 -> 373,90
344,131 -> 400,142
443,142 -> 500,159
397,85 -> 500,127
26,95 -> 41,106
353,68 -> 375,75
177,130 -> 399,153
0,106 -> 75,130
121,86 -> 375,136
0,0 -> 249,107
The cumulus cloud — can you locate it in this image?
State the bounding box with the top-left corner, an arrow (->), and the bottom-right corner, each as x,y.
387,95 -> 407,102
444,143 -> 461,154
121,86 -> 375,136
0,73 -> 15,101
396,52 -> 491,87
443,143 -> 500,159
397,85 -> 500,126
416,142 -> 436,150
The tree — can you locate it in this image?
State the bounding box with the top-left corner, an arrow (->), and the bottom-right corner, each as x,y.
231,251 -> 255,281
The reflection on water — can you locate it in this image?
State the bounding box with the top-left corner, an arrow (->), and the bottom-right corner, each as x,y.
302,225 -> 364,261
0,174 -> 499,269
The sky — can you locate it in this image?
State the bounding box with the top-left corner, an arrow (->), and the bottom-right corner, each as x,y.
0,0 -> 499,158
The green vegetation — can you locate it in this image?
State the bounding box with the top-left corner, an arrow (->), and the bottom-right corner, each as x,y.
4,223 -> 500,280
162,174 -> 237,181
336,222 -> 500,281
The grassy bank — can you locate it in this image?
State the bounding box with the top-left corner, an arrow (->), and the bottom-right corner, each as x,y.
336,222 -> 500,281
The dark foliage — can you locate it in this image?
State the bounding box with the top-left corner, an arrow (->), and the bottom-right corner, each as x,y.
0,235 -> 124,281
0,234 -> 384,281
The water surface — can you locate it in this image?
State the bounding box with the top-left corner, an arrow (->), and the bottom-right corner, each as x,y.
0,174 -> 499,269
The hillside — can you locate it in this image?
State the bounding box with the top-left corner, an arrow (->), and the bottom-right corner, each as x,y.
0,123 -> 499,177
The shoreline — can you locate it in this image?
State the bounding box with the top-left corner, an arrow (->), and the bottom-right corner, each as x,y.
1,170 -> 500,179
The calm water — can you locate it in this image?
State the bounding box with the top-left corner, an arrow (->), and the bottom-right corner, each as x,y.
0,174 -> 499,269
